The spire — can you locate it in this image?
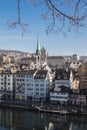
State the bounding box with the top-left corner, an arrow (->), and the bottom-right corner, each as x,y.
37,34 -> 40,51
36,34 -> 40,55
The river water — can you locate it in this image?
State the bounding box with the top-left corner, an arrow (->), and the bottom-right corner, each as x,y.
0,108 -> 87,130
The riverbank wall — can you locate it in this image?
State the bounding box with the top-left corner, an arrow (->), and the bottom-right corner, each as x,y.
0,101 -> 87,116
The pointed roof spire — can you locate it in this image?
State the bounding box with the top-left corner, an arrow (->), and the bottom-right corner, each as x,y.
36,34 -> 41,55
37,34 -> 40,50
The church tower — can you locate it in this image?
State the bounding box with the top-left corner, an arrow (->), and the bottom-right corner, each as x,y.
36,34 -> 41,68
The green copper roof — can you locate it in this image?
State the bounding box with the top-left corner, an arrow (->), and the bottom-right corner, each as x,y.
36,34 -> 41,55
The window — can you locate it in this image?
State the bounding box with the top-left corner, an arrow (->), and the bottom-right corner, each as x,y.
8,87 -> 10,90
22,79 -> 25,81
46,88 -> 49,91
46,84 -> 49,87
1,87 -> 3,90
17,79 -> 19,81
8,83 -> 10,85
8,78 -> 10,81
27,79 -> 29,82
35,79 -> 39,82
23,83 -> 25,86
40,84 -> 44,87
36,88 -> 39,91
40,88 -> 44,91
17,83 -> 19,86
1,82 -> 3,85
27,88 -> 33,90
40,93 -> 44,96
35,92 -> 39,95
1,78 -> 3,81
35,84 -> 39,87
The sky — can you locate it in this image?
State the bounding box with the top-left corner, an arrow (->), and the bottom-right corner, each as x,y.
0,0 -> 87,56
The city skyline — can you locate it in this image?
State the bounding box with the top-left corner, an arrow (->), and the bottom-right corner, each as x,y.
0,0 -> 87,56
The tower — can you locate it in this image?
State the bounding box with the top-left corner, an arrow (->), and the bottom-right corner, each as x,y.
41,46 -> 48,63
36,34 -> 40,55
36,34 -> 41,68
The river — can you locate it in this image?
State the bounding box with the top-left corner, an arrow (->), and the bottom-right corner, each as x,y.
0,108 -> 87,130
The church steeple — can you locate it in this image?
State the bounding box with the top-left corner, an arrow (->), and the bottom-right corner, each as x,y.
36,34 -> 41,68
36,34 -> 40,55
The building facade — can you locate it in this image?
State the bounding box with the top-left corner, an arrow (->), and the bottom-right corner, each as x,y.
33,70 -> 50,101
0,71 -> 14,99
55,69 -> 73,89
15,71 -> 26,100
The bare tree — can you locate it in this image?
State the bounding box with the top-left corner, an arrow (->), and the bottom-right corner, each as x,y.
8,0 -> 87,34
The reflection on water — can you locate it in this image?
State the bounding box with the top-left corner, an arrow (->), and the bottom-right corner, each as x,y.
0,109 -> 87,130
48,122 -> 55,130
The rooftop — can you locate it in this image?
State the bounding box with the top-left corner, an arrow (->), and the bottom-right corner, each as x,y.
34,70 -> 48,79
55,69 -> 70,80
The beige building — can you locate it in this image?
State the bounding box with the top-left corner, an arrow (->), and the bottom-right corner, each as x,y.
72,78 -> 79,89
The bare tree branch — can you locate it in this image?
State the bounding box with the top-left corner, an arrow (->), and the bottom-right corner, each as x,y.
8,0 -> 28,32
7,0 -> 87,34
44,0 -> 87,34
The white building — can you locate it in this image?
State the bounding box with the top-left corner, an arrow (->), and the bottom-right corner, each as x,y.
0,71 -> 14,99
33,70 -> 50,101
25,69 -> 37,100
15,69 -> 51,101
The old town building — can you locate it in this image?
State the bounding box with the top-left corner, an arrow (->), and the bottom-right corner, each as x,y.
0,71 -> 15,99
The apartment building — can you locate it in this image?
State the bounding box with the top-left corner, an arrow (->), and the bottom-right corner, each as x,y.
33,70 -> 50,101
15,69 -> 50,101
69,89 -> 86,107
50,86 -> 70,105
55,69 -> 73,88
25,69 -> 37,100
0,71 -> 14,99
15,71 -> 26,100
50,69 -> 73,104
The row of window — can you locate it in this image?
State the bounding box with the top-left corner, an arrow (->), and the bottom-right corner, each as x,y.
16,83 -> 49,87
0,87 -> 11,90
17,83 -> 25,86
26,88 -> 47,91
35,92 -> 44,96
0,82 -> 49,86
0,78 -> 13,81
35,84 -> 49,87
55,81 -> 69,84
50,96 -> 68,99
16,79 -> 25,82
0,82 -> 12,85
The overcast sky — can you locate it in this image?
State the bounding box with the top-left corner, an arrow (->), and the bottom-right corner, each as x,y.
0,0 -> 87,56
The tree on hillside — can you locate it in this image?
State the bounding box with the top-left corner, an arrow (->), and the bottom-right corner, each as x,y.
9,0 -> 87,34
